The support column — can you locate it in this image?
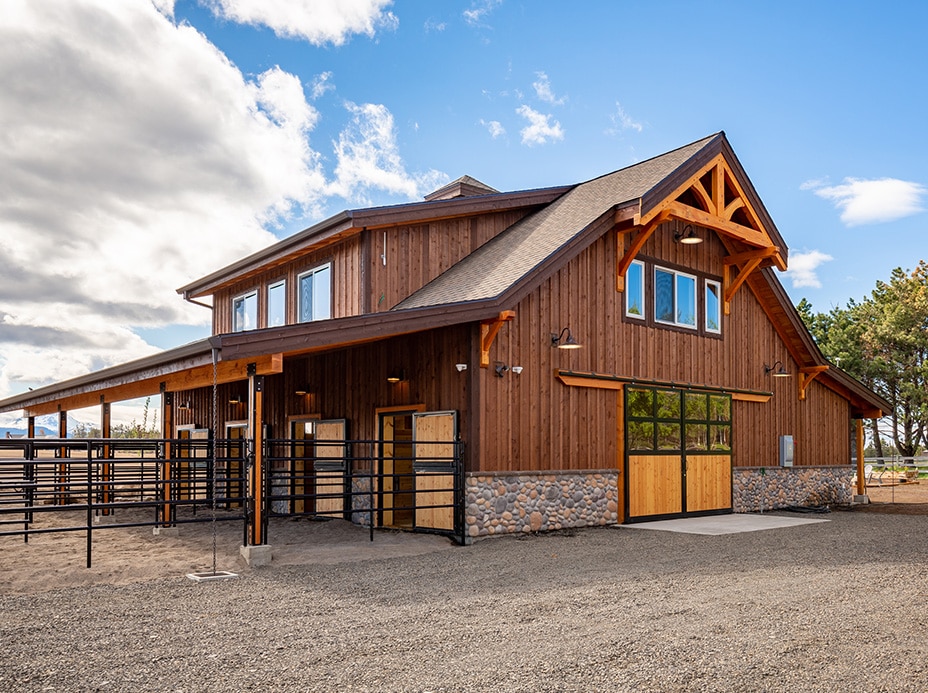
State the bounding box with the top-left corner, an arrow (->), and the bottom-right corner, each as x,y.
854,419 -> 869,503
156,387 -> 177,531
27,416 -> 35,439
241,367 -> 271,566
100,400 -> 113,517
57,409 -> 69,505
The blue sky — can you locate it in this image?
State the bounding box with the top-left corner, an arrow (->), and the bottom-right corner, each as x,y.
0,0 -> 926,425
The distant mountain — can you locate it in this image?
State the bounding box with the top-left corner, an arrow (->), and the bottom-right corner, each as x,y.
1,426 -> 56,438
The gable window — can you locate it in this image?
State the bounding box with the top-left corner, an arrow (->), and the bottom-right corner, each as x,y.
626,260 -> 645,319
655,267 -> 697,329
705,280 -> 721,334
232,290 -> 257,332
298,263 -> 332,322
267,280 -> 286,328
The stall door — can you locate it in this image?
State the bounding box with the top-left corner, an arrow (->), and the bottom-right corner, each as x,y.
379,411 -> 416,527
314,419 -> 347,518
412,411 -> 457,531
625,387 -> 732,521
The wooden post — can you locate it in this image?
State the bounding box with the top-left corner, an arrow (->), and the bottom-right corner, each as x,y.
101,400 -> 112,516
27,416 -> 35,439
248,371 -> 265,546
856,419 -> 866,497
159,388 -> 175,526
57,409 -> 68,505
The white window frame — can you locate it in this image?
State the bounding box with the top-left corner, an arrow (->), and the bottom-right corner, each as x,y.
654,266 -> 697,330
231,289 -> 257,333
298,262 -> 332,323
267,279 -> 286,328
625,260 -> 646,320
705,279 -> 722,334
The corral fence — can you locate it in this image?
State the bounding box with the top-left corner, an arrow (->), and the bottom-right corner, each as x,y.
861,455 -> 928,500
0,436 -> 464,568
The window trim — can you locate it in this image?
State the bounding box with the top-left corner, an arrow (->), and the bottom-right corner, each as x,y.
231,289 -> 258,333
297,262 -> 333,323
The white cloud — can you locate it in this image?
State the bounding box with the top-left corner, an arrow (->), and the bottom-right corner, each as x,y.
805,177 -> 926,226
532,72 -> 566,106
463,0 -> 503,27
310,71 -> 335,99
328,102 -> 447,203
785,250 -> 834,289
480,119 -> 506,139
0,0 -> 430,403
203,0 -> 398,46
607,101 -> 643,134
424,18 -> 446,32
516,105 -> 564,146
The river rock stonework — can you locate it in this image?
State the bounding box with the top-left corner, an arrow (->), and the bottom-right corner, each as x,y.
465,470 -> 619,537
732,466 -> 853,512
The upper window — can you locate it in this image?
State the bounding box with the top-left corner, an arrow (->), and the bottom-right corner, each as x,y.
655,267 -> 697,329
298,263 -> 332,322
232,290 -> 257,332
626,260 -> 645,319
267,280 -> 286,328
705,280 -> 721,334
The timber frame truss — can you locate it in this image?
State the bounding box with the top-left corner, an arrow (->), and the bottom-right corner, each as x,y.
616,154 -> 787,315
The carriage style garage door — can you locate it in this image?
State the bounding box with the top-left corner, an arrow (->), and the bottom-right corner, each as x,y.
625,387 -> 732,521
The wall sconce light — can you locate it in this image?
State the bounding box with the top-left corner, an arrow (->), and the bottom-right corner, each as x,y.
494,362 -> 509,377
229,394 -> 243,404
511,366 -> 523,375
551,327 -> 582,349
177,400 -> 191,411
294,386 -> 309,396
673,224 -> 703,245
387,370 -> 406,383
455,363 -> 468,372
764,361 -> 790,378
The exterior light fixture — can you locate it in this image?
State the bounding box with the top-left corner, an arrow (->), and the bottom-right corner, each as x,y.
673,224 -> 703,245
494,362 -> 509,377
764,361 -> 790,378
387,370 -> 405,383
551,327 -> 581,349
511,366 -> 523,375
177,400 -> 191,411
229,394 -> 243,404
294,386 -> 309,396
455,363 -> 468,372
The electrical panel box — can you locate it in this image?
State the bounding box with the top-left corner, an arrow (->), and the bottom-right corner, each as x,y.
780,435 -> 794,467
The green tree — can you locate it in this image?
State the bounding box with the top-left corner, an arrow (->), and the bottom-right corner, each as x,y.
798,262 -> 928,458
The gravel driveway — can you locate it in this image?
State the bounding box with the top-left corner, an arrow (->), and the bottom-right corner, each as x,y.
2,508 -> 928,692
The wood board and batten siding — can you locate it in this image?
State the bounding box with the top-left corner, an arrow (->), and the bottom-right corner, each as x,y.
413,411 -> 457,531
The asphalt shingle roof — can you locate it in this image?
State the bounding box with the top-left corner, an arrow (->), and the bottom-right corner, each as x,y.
395,134 -> 719,310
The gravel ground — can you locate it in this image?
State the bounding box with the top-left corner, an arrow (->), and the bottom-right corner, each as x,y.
2,508 -> 928,692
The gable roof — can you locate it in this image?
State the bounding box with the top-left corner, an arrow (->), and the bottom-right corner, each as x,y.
396,132 -> 781,310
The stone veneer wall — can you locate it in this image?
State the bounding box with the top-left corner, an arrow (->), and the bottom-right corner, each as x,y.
732,466 -> 854,512
465,470 -> 619,537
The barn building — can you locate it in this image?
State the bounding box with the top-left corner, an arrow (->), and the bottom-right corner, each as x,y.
0,132 -> 887,552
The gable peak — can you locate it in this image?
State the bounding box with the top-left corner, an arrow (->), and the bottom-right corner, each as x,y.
424,175 -> 499,201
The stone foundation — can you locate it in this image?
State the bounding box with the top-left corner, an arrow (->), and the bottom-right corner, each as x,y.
732,466 -> 853,512
465,470 -> 619,538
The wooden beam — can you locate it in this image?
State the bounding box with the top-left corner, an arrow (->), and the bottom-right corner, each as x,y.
723,246 -> 781,267
480,311 -> 516,367
723,197 -> 745,221
731,392 -> 772,403
248,374 -> 265,546
616,210 -> 670,291
22,353 -> 284,418
798,365 -> 829,401
713,162 -> 724,216
556,372 -> 625,390
691,179 -> 713,214
665,201 -> 771,247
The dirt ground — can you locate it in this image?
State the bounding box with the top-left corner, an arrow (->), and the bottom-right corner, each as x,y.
1,480 -> 924,596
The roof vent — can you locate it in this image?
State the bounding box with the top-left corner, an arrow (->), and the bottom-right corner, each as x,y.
424,175 -> 499,201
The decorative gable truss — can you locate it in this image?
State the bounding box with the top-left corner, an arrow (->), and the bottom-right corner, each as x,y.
617,154 -> 787,316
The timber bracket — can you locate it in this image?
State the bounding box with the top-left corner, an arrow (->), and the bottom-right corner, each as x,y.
798,365 -> 829,400
480,310 -> 516,367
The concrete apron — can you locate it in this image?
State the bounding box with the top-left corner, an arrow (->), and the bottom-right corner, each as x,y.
622,513 -> 829,536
